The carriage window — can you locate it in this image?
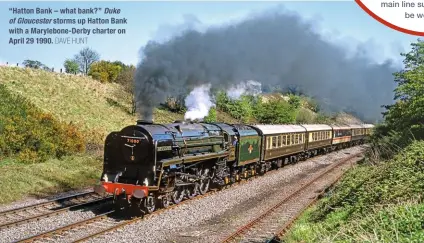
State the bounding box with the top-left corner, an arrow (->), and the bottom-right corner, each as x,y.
295,134 -> 299,144
287,135 -> 291,145
277,136 -> 282,147
272,136 -> 277,148
299,134 -> 302,143
282,135 -> 287,146
267,137 -> 270,149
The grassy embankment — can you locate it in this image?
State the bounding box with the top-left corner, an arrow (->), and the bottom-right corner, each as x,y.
284,141 -> 424,242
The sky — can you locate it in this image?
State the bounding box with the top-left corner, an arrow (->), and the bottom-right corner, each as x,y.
0,1 -> 419,70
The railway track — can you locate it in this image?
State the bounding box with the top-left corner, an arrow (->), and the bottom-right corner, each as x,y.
220,152 -> 363,243
17,190 -> 217,243
0,191 -> 112,231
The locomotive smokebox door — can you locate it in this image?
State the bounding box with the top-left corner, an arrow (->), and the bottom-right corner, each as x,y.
120,129 -> 149,164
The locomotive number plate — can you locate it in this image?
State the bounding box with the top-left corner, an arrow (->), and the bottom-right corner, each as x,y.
127,138 -> 141,144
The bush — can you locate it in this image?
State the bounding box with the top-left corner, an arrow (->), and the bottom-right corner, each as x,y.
88,60 -> 122,83
295,108 -> 316,124
162,96 -> 187,113
0,84 -> 85,163
254,98 -> 296,124
204,107 -> 217,122
216,91 -> 259,123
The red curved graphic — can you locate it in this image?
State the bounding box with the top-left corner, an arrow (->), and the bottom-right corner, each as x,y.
355,0 -> 424,36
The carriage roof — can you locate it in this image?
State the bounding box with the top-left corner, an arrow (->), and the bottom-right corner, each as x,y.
362,124 -> 375,128
330,125 -> 352,130
300,124 -> 332,132
252,124 -> 306,135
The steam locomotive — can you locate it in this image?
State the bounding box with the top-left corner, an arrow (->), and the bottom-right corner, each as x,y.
94,120 -> 374,214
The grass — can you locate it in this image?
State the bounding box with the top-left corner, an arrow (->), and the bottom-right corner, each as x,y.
0,66 -> 135,143
285,201 -> 424,243
0,155 -> 102,204
0,67 -> 245,143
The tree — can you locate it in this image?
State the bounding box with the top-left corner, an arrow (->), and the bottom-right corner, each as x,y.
63,59 -> 79,74
74,47 -> 100,75
382,39 -> 424,140
288,94 -> 301,109
22,60 -> 45,69
88,60 -> 121,83
22,60 -> 53,71
115,65 -> 137,114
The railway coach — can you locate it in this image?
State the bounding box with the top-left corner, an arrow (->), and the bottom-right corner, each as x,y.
330,125 -> 352,149
250,124 -> 307,171
350,124 -> 366,146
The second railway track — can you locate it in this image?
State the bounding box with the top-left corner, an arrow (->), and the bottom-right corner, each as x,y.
16,190 -> 218,243
220,152 -> 363,243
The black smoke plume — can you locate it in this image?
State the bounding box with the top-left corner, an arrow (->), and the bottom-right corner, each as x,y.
134,7 -> 397,122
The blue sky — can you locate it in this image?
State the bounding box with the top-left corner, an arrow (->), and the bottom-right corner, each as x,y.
0,1 -> 418,70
